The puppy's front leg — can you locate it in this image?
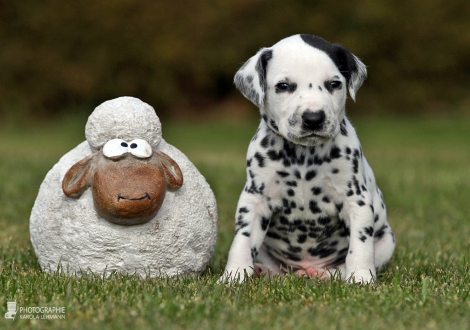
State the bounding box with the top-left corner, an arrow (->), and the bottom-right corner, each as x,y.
345,202 -> 376,283
220,192 -> 272,283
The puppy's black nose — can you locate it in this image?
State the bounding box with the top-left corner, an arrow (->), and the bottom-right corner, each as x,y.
302,110 -> 325,131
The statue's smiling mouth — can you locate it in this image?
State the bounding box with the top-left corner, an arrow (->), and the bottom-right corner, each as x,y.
117,192 -> 151,202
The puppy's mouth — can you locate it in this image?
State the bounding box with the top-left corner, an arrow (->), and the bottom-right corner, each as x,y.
302,132 -> 327,139
117,192 -> 151,202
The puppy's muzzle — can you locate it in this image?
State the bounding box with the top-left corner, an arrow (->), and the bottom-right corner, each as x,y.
302,110 -> 325,131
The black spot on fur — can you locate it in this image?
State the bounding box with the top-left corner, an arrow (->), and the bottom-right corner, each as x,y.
309,200 -> 322,214
318,216 -> 331,225
374,214 -> 380,223
305,170 -> 317,181
311,187 -> 322,195
266,231 -> 282,240
374,224 -> 388,239
261,216 -> 270,231
364,226 -> 374,236
238,207 -> 249,214
336,203 -> 343,212
285,181 -> 297,187
260,135 -> 270,149
288,245 -> 302,253
340,119 -> 348,136
254,152 -> 266,167
276,170 -> 290,178
295,234 -> 306,244
307,242 -> 336,258
330,145 -> 341,159
294,170 -> 301,179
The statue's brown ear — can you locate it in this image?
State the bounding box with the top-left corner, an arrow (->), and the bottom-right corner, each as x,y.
155,151 -> 183,190
62,154 -> 96,198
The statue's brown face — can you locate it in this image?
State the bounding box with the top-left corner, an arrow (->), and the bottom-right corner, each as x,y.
62,139 -> 183,226
92,156 -> 167,225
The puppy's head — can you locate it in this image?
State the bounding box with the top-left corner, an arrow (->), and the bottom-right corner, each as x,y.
235,34 -> 367,146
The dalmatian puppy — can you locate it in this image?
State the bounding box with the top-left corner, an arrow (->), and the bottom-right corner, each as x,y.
221,34 -> 395,284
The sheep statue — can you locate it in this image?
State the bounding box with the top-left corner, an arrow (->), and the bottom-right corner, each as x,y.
30,97 -> 218,277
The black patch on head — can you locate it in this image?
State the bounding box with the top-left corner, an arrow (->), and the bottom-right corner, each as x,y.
300,34 -> 358,84
285,181 -> 297,187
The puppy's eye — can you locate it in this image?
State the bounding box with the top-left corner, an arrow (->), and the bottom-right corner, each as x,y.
275,82 -> 297,93
103,139 -> 129,159
128,139 -> 153,158
276,83 -> 289,91
329,81 -> 342,89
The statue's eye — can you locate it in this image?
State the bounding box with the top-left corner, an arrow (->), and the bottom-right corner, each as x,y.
128,139 -> 153,158
103,139 -> 129,159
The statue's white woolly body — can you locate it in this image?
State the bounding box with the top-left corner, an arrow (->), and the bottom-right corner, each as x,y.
30,97 -> 218,277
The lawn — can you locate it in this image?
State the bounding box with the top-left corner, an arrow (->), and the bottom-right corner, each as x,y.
0,113 -> 469,329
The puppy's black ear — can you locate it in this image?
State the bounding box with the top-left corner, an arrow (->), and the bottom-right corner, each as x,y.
339,50 -> 367,102
234,48 -> 273,107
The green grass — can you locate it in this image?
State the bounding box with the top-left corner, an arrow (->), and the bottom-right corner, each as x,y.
1,114 -> 469,329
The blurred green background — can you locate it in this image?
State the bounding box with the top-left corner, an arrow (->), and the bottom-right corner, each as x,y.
1,0 -> 470,122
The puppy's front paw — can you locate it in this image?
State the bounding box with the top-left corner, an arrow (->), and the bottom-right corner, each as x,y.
346,269 -> 376,284
218,268 -> 253,284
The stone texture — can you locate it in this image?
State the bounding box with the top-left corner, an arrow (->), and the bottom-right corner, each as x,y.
85,97 -> 162,151
30,97 -> 218,277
